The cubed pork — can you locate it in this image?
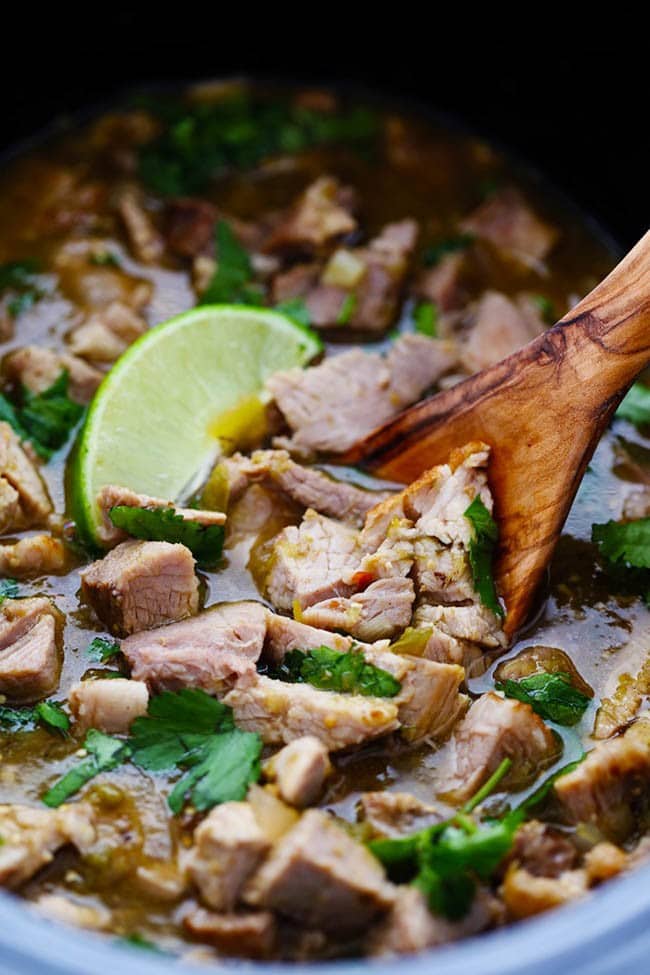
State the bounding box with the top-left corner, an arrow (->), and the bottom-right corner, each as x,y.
0,596 -> 62,700
244,809 -> 395,933
358,791 -> 443,839
121,601 -> 267,693
507,820 -> 578,878
0,422 -> 52,530
264,736 -> 332,808
224,675 -> 399,750
0,534 -> 67,577
263,176 -> 356,255
300,576 -> 415,642
68,678 -> 149,733
94,483 -> 225,547
460,291 -> 546,374
80,540 -> 199,636
438,692 -> 561,802
3,346 -> 103,404
555,718 -> 650,841
266,334 -> 456,456
165,197 -> 217,257
183,907 -> 276,958
460,188 -> 559,266
501,864 -> 588,920
413,251 -> 469,314
0,803 -> 95,887
68,300 -> 147,363
184,801 -> 271,911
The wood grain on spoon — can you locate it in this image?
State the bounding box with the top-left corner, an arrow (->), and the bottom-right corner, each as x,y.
343,231 -> 650,638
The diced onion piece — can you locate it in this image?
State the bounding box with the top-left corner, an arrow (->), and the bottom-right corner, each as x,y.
321,249 -> 366,288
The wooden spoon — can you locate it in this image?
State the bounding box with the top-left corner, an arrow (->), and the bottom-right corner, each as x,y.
343,231 -> 650,638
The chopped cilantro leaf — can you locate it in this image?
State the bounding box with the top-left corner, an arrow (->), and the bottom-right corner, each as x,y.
271,645 -> 401,697
87,636 -> 122,663
199,220 -> 261,305
497,672 -> 590,726
0,260 -> 43,318
42,729 -> 130,807
0,371 -> 84,460
108,506 -> 224,567
335,293 -> 357,325
275,297 -> 311,328
616,383 -> 650,428
0,700 -> 69,736
422,234 -> 474,267
592,518 -> 650,569
0,705 -> 35,731
530,294 -> 556,324
89,251 -> 120,267
0,578 -> 19,604
129,689 -> 262,813
413,301 -> 438,337
464,496 -> 504,618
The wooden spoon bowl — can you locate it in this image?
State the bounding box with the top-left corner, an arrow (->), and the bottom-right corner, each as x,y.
343,231 -> 650,637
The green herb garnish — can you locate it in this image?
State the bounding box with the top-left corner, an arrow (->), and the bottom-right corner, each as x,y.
108,506 -> 224,568
0,371 -> 84,460
0,260 -> 43,317
199,220 -> 262,306
0,578 -> 19,604
129,689 -> 262,813
0,706 -> 35,731
413,301 -> 438,337
87,636 -> 122,663
89,251 -> 120,267
530,294 -> 556,324
272,645 -> 401,697
616,383 -> 650,428
42,729 -> 130,807
275,297 -> 311,328
592,518 -> 650,569
0,700 -> 69,736
422,234 -> 474,267
497,672 -> 590,726
464,496 -> 504,618
335,293 -> 357,325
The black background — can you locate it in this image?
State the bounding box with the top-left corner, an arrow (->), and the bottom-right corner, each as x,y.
1,14 -> 647,249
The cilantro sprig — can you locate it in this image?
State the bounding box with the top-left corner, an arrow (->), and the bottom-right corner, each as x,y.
464,496 -> 504,619
496,672 -> 590,726
87,636 -> 122,663
200,220 -> 263,306
0,701 -> 69,736
271,645 -> 401,697
108,506 -> 224,567
413,301 -> 438,337
0,371 -> 84,460
616,382 -> 650,428
0,578 -> 19,604
43,729 -> 129,808
0,260 -> 43,318
592,518 -> 650,569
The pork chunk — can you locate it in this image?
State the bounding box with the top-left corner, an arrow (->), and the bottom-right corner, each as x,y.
68,300 -> 147,363
460,188 -> 558,266
3,346 -> 103,404
555,718 -> 650,841
116,186 -> 164,264
95,483 -> 225,546
80,540 -> 199,636
438,692 -> 561,802
0,422 -> 52,530
183,907 -> 276,958
0,534 -> 66,577
460,291 -> 546,374
68,678 -> 149,733
358,791 -> 443,839
184,802 -> 271,911
0,597 -> 62,700
244,809 -> 395,933
267,334 -> 456,455
121,601 -> 267,692
264,736 -> 332,808
0,803 -> 95,887
224,675 -> 399,750
264,176 -> 356,256
301,577 -> 415,642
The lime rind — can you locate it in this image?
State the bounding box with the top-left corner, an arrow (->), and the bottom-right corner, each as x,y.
71,304 -> 321,547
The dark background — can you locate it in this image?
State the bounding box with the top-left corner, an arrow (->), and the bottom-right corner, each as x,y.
2,15 -> 646,249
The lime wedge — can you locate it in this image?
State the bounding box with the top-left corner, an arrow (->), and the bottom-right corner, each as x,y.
72,304 -> 322,546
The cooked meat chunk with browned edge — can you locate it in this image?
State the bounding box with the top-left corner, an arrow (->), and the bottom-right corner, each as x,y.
224,675 -> 399,750
68,300 -> 147,363
183,907 -> 276,958
413,251 -> 468,314
358,791 -> 444,839
0,803 -> 95,887
80,539 -> 199,636
266,334 -> 456,456
271,220 -> 417,333
507,820 -> 578,878
116,185 -> 164,264
555,718 -> 650,841
438,692 -> 561,802
460,188 -> 559,266
54,238 -> 152,311
121,600 -> 267,693
0,422 -> 52,531
368,886 -> 498,957
0,596 -> 63,700
68,678 -> 149,733
0,534 -> 67,577
244,809 -> 395,933
594,656 -> 650,739
217,448 -> 392,526
165,197 -> 217,257
460,291 -> 546,374
3,346 -> 103,404
301,577 -> 415,642
263,736 -> 332,808
264,176 -> 356,256
495,644 -> 593,696
95,483 -> 226,547
501,865 -> 588,920
184,801 -> 271,911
